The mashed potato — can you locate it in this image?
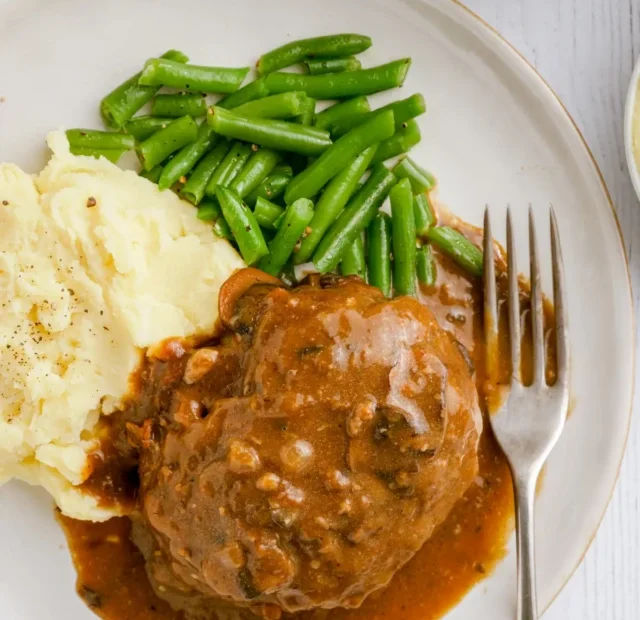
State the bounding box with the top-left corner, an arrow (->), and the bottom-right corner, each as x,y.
0,132 -> 244,520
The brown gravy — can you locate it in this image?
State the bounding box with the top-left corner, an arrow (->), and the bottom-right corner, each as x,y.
58,214 -> 555,620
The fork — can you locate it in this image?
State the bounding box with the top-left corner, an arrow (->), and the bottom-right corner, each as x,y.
483,206 -> 569,620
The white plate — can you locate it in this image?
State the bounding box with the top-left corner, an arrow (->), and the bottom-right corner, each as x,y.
624,53 -> 640,202
0,0 -> 633,618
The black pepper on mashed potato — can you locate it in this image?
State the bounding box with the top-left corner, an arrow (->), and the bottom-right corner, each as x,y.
0,131 -> 244,520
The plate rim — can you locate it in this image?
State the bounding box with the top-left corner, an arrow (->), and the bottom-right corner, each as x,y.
447,0 -> 636,611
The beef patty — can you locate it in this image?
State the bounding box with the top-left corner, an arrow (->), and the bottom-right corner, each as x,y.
128,269 -> 482,617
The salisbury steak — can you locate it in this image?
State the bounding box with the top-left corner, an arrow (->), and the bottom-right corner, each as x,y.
131,270 -> 482,616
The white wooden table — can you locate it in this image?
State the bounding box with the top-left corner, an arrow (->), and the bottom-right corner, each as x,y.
463,1 -> 640,617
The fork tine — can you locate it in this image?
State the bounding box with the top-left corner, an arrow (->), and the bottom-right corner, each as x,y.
550,207 -> 568,385
506,208 -> 522,383
483,207 -> 498,380
528,206 -> 546,385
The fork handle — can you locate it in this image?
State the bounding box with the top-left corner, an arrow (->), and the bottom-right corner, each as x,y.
514,472 -> 539,620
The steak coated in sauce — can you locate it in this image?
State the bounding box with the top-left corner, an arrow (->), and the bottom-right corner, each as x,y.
127,271 -> 483,617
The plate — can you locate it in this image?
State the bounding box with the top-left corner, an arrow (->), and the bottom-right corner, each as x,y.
0,0 -> 634,618
624,53 -> 640,202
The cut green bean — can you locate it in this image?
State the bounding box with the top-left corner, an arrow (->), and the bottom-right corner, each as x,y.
285,110 -> 395,205
140,163 -> 164,183
414,192 -> 436,236
151,94 -> 207,118
245,167 -> 293,207
294,146 -> 376,264
264,59 -> 411,100
367,212 -> 392,297
271,164 -> 294,176
197,198 -> 232,239
259,199 -> 315,276
215,187 -> 268,264
306,56 -> 361,75
204,141 -> 253,197
340,235 -> 366,279
313,164 -> 396,272
208,106 -> 331,156
417,245 -> 437,286
258,34 -> 372,75
314,96 -> 370,131
158,124 -> 217,191
390,178 -> 417,296
393,156 -> 436,193
427,226 -> 483,277
69,146 -> 126,163
230,148 -> 280,198
295,96 -> 316,126
231,92 -> 307,119
124,116 -> 171,141
100,49 -> 188,129
216,78 -> 270,110
370,120 -> 421,164
331,93 -> 426,137
180,140 -> 230,204
137,115 -> 199,171
66,129 -> 135,151
139,59 -> 249,93
254,197 -> 285,230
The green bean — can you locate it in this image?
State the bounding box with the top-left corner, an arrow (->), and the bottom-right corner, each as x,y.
370,120 -> 421,164
230,148 -> 280,198
158,124 -> 217,191
367,213 -> 392,297
340,235 -> 366,279
204,141 -> 253,197
100,49 -> 188,129
139,59 -> 249,93
216,78 -> 270,110
197,198 -> 232,239
331,93 -> 426,137
140,163 -> 164,183
254,197 -> 284,230
295,96 -> 316,126
393,156 -> 436,193
207,106 -> 331,155
390,178 -> 417,296
414,192 -> 436,236
137,116 -> 199,171
215,187 -> 268,264
314,96 -> 370,131
69,146 -> 126,163
294,146 -> 376,264
245,167 -> 293,207
259,199 -> 314,276
264,59 -> 411,100
427,226 -> 483,277
258,34 -> 372,75
306,56 -> 361,75
66,129 -> 135,151
285,110 -> 394,205
313,164 -> 396,272
124,116 -> 171,141
229,91 -> 307,120
151,94 -> 207,118
417,245 -> 437,286
271,164 -> 294,176
180,140 -> 230,204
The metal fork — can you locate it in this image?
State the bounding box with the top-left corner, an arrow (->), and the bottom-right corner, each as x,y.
483,206 -> 569,620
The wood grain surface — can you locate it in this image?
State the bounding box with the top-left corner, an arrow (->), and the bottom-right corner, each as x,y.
464,1 -> 640,618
